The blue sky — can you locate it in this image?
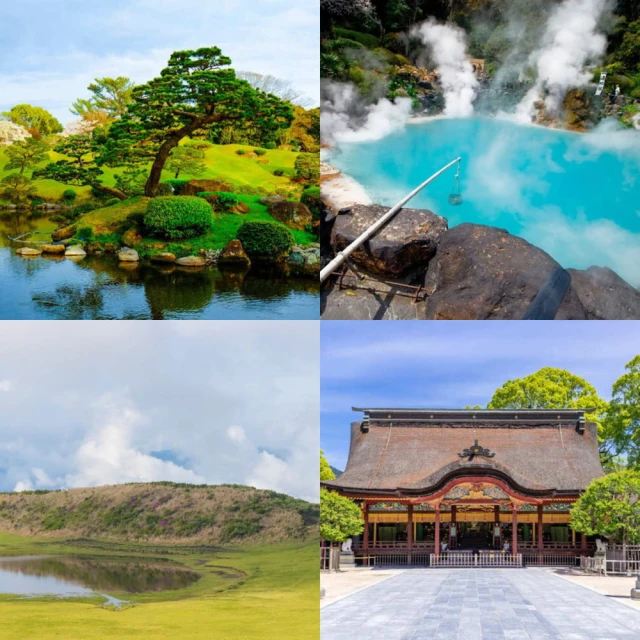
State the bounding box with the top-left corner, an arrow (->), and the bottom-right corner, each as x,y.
0,322 -> 319,501
321,322 -> 640,471
0,0 -> 319,124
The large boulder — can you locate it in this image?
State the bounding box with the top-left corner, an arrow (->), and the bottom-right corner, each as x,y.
65,245 -> 87,258
259,195 -> 286,207
288,244 -> 320,277
568,266 -> 640,320
15,247 -> 42,257
268,201 -> 313,231
118,248 -> 140,262
41,244 -> 66,255
218,240 -> 251,268
423,224 -> 587,320
52,224 -> 76,241
181,179 -> 232,196
150,252 -> 176,264
175,255 -> 206,268
331,204 -> 447,277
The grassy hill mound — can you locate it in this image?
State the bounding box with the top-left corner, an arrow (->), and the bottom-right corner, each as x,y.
0,483 -> 317,545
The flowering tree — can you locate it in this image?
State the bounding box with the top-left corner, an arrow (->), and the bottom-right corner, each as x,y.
0,121 -> 30,146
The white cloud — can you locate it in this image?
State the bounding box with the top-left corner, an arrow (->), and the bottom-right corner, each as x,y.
0,380 -> 12,392
226,426 -> 246,444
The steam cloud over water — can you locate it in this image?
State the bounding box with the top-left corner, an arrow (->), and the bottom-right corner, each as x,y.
320,81 -> 412,144
515,0 -> 611,121
412,19 -> 478,118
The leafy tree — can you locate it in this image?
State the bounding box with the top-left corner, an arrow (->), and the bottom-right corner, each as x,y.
571,470 -> 640,544
613,20 -> 640,72
33,134 -> 126,201
286,107 -> 320,153
3,138 -> 49,175
71,77 -> 136,119
488,367 -> 610,457
114,167 -> 148,197
166,144 -> 207,179
1,104 -> 62,139
321,451 -> 335,481
1,174 -> 37,204
606,356 -> 640,468
104,47 -> 294,197
236,72 -> 313,107
320,489 -> 364,543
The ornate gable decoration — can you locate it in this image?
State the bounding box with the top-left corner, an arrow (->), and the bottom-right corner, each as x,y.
443,482 -> 509,501
458,439 -> 495,460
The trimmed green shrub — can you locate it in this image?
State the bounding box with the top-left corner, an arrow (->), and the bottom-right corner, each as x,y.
235,149 -> 246,155
62,189 -> 77,203
301,186 -> 321,221
143,196 -> 212,239
264,142 -> 277,149
197,191 -> 238,210
163,179 -> 190,195
77,226 -> 94,241
156,182 -> 174,196
334,27 -> 378,48
273,169 -> 284,176
237,221 -> 294,260
254,149 -> 267,156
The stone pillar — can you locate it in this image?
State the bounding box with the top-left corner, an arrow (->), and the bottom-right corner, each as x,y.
407,504 -> 413,565
435,505 -> 441,557
512,506 -> 518,556
537,504 -> 544,551
363,503 -> 369,550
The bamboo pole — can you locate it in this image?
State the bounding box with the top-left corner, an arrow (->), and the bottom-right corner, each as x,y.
320,157 -> 462,283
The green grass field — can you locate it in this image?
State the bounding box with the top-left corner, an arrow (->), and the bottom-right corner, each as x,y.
0,143 -> 301,204
0,532 -> 318,639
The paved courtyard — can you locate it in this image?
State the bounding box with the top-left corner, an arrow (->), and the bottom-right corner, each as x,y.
321,569 -> 640,640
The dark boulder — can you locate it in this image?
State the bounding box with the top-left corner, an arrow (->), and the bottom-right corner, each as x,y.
181,179 -> 232,196
268,201 -> 313,231
218,239 -> 251,268
423,224 -> 587,320
567,266 -> 640,320
331,204 -> 447,277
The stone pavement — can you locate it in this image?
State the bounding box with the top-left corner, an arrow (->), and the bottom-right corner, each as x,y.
321,568 -> 640,640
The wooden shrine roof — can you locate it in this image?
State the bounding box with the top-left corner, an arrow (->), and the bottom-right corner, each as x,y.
323,410 -> 604,497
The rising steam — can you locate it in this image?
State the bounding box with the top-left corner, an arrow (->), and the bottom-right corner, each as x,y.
412,19 -> 478,118
515,0 -> 611,121
320,81 -> 413,144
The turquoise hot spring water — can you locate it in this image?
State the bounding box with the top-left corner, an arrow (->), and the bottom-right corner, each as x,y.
328,117 -> 640,287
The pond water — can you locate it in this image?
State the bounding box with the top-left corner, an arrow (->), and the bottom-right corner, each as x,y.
329,117 -> 640,287
0,214 -> 319,320
0,555 -> 200,597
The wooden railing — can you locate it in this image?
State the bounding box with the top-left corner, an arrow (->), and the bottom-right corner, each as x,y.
320,547 -> 340,571
430,553 -> 523,567
523,553 -> 580,567
519,542 -> 594,551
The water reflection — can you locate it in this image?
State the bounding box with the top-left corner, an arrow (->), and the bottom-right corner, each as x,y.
0,212 -> 319,319
0,555 -> 200,595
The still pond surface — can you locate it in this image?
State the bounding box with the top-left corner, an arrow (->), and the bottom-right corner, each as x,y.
0,555 -> 200,597
0,214 -> 319,320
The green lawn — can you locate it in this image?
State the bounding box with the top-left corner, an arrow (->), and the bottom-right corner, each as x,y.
0,143 -> 301,205
0,532 -> 318,640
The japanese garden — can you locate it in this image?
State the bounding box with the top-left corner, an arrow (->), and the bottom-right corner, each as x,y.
0,48 -> 320,319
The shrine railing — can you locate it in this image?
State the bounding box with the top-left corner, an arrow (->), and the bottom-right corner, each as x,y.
518,542 -> 595,551
430,553 -> 523,567
581,555 -> 640,575
522,553 -> 580,567
320,547 -> 341,571
353,541 -> 435,550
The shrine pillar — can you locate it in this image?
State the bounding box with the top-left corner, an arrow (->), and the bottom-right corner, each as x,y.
363,503 -> 369,549
407,504 -> 413,565
434,505 -> 441,557
511,506 -> 518,556
451,505 -> 457,548
537,504 -> 544,551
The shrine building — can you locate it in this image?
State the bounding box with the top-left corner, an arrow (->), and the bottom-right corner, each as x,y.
321,408 -> 604,566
